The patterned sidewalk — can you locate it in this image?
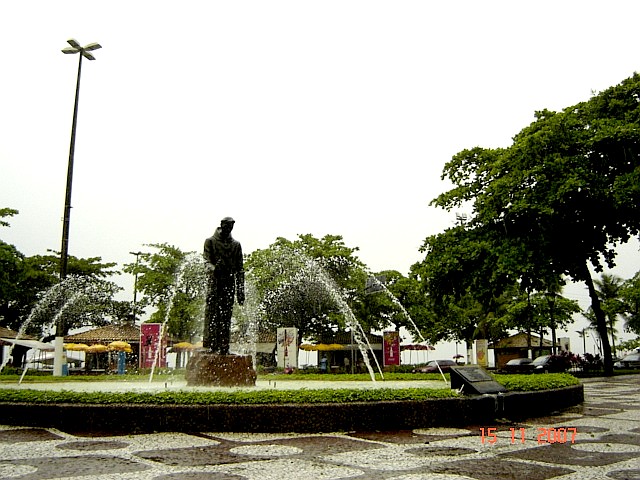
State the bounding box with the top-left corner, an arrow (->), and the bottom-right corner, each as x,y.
0,375 -> 638,480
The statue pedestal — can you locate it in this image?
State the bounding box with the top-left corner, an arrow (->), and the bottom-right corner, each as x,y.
185,351 -> 257,387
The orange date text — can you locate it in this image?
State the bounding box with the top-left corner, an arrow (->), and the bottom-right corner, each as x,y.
479,427 -> 577,444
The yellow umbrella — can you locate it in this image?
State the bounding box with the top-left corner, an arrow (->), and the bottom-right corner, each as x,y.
87,344 -> 109,353
316,343 -> 344,351
65,343 -> 89,352
171,341 -> 194,351
299,344 -> 317,351
108,341 -> 131,351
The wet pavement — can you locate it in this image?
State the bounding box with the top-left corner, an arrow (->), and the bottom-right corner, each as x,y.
0,375 -> 638,479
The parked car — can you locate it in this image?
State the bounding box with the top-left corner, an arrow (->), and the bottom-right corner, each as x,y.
614,353 -> 640,369
412,359 -> 457,374
502,357 -> 532,373
531,354 -> 570,374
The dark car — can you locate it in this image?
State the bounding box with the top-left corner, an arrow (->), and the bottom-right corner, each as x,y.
413,359 -> 457,374
531,354 -> 570,374
614,353 -> 640,369
502,358 -> 532,373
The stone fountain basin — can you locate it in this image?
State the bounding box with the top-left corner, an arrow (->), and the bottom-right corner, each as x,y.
0,380 -> 583,434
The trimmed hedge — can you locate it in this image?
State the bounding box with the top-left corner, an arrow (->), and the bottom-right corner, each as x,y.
0,374 -> 584,433
0,387 -> 457,405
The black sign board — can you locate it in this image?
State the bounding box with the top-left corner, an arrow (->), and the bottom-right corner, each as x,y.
450,366 -> 507,394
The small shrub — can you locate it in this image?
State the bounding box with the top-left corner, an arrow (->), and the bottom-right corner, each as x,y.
492,373 -> 579,391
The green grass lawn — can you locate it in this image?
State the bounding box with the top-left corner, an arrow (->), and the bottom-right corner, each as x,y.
0,371 -> 582,405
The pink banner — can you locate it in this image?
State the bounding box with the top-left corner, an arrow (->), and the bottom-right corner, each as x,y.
383,331 -> 400,366
140,323 -> 167,369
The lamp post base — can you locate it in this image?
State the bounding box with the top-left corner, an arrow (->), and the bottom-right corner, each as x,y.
52,336 -> 68,377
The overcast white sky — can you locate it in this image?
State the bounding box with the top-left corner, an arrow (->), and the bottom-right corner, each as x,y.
2,1 -> 639,354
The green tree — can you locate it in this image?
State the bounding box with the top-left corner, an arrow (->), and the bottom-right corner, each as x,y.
592,273 -> 626,356
360,270 -> 434,343
412,222 -> 526,346
620,271 -> 640,335
245,234 -> 375,343
1,245 -> 120,336
29,275 -> 122,338
425,74 -> 640,374
0,208 -> 18,227
123,244 -> 204,343
0,240 -> 27,329
1,208 -> 122,336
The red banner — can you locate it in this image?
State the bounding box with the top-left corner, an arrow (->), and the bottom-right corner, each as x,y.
140,323 -> 167,369
383,331 -> 400,366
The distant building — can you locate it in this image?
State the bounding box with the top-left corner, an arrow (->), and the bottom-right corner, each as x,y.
490,332 -> 557,369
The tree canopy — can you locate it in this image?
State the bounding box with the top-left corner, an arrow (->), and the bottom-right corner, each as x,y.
417,73 -> 640,374
122,243 -> 205,343
245,234 -> 369,343
1,208 -> 122,337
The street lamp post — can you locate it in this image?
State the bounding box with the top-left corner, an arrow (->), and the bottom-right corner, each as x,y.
129,251 -> 143,324
54,39 -> 101,377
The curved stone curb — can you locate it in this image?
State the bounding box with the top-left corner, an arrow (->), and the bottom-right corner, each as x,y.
500,384 -> 584,420
0,385 -> 583,433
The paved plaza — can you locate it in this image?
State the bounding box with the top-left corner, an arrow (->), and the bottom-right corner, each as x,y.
0,375 -> 638,479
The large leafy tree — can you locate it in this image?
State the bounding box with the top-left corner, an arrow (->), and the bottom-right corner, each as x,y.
413,222 -> 527,346
501,287 -> 581,355
123,244 -> 204,342
360,269 -> 435,343
2,209 -> 121,336
424,74 -> 640,375
245,234 -> 378,343
621,271 -> 640,335
0,208 -> 25,328
592,273 -> 626,356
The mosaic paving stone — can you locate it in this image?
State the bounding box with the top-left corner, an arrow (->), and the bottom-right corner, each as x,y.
406,446 -> 478,456
389,475 -> 477,480
519,413 -> 584,424
135,434 -> 381,467
0,428 -> 64,443
229,444 -> 303,456
586,433 -> 640,446
213,458 -> 365,480
247,434 -> 383,456
326,446 -> 439,471
566,425 -> 609,435
349,429 -> 436,444
56,440 -> 130,451
135,443 -> 272,467
581,406 -> 627,416
430,457 -> 574,480
0,375 -> 639,479
0,455 -> 150,479
156,473 -> 245,479
607,469 -> 640,480
571,442 -> 640,454
502,442 -> 640,466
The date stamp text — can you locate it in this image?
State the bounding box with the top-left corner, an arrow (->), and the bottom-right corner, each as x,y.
479,427 -> 577,445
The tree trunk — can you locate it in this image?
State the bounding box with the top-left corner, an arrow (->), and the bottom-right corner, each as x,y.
582,264 -> 613,375
549,295 -> 557,354
538,328 -> 544,357
608,317 -> 617,358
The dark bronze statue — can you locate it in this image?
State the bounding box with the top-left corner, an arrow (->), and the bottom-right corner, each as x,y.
203,217 -> 245,354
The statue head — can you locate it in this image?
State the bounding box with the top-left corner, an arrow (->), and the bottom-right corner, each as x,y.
220,217 -> 235,237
